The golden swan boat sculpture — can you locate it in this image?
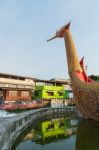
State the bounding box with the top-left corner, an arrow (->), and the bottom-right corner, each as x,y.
47,22 -> 99,121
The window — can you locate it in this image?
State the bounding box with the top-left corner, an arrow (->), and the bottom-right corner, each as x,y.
47,91 -> 54,96
21,91 -> 29,97
59,121 -> 64,127
47,124 -> 54,130
58,92 -> 63,96
0,90 -> 3,96
9,91 -> 18,97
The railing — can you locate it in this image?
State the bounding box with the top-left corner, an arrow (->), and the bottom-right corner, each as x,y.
0,82 -> 33,89
0,106 -> 79,150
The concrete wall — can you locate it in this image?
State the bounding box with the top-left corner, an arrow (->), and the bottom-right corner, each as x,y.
0,107 -> 78,150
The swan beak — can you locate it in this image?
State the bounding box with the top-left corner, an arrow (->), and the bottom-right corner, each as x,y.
47,35 -> 57,42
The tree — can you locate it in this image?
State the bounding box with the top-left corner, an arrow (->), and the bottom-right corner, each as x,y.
89,75 -> 99,81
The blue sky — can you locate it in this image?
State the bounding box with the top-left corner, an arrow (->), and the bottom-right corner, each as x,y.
0,0 -> 99,79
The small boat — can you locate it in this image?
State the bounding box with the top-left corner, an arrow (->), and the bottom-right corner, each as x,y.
47,22 -> 99,121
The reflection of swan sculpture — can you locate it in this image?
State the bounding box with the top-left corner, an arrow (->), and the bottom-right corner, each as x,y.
48,22 -> 99,121
76,120 -> 99,150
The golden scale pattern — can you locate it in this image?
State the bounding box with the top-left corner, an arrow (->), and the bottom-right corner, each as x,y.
70,74 -> 99,121
64,25 -> 99,121
48,22 -> 99,121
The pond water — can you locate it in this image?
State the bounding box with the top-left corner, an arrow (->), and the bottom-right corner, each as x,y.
12,114 -> 99,150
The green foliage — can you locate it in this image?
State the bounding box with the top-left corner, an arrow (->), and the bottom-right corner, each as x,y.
89,75 -> 99,81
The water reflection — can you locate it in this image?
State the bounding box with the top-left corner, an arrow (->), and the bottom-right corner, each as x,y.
13,114 -> 99,150
76,119 -> 99,150
14,114 -> 78,150
30,117 -> 77,144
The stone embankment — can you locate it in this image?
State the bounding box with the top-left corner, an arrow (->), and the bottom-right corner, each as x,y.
0,106 -> 80,150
